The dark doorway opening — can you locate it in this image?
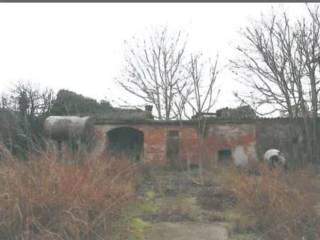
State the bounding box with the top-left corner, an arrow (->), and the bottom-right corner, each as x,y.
217,149 -> 232,164
107,127 -> 144,161
166,130 -> 180,169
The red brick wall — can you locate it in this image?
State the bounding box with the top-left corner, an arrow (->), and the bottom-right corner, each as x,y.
142,126 -> 167,165
93,122 -> 256,168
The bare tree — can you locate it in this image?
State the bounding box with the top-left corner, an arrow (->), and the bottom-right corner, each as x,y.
2,81 -> 55,156
0,93 -> 9,109
295,6 -> 320,162
179,53 -> 220,120
119,26 -> 221,175
173,53 -> 220,181
231,7 -> 320,163
231,13 -> 299,117
118,26 -> 188,120
9,81 -> 55,119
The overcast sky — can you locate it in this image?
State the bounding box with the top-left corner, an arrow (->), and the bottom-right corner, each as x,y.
0,3 -> 311,111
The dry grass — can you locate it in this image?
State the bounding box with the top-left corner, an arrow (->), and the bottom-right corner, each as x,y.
0,149 -> 137,240
157,195 -> 201,222
228,163 -> 320,240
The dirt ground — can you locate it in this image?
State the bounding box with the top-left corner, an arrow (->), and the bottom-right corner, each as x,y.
145,222 -> 228,240
137,166 -> 320,240
137,168 -> 236,240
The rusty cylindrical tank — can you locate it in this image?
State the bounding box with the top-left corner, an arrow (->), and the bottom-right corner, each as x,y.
43,116 -> 94,142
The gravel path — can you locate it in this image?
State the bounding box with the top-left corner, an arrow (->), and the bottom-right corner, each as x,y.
140,169 -> 230,240
145,222 -> 229,240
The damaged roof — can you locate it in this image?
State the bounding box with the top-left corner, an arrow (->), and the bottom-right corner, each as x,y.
96,107 -> 154,122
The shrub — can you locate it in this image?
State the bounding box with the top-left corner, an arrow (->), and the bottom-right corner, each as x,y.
0,151 -> 137,240
229,163 -> 320,240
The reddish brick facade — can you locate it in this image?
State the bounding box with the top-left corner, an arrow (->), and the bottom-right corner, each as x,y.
93,119 -> 257,168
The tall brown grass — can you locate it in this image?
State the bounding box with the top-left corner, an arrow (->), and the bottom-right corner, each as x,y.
229,163 -> 320,240
0,148 -> 137,240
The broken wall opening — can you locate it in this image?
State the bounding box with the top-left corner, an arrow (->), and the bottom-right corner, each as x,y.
166,130 -> 180,169
107,127 -> 144,161
217,149 -> 232,165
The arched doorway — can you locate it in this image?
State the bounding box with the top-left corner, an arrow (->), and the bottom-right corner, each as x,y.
107,127 -> 144,161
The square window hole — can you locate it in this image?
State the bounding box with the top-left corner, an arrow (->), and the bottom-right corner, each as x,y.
218,149 -> 232,163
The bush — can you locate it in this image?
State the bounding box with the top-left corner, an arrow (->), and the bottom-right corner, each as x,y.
0,151 -> 137,240
229,164 -> 320,240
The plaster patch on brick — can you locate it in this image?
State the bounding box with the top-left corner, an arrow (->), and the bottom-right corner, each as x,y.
233,145 -> 248,167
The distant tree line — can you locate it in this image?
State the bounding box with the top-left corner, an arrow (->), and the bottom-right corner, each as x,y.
50,89 -> 112,116
0,82 -> 113,158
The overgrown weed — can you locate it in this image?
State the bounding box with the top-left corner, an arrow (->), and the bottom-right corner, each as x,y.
0,148 -> 138,240
228,163 -> 320,240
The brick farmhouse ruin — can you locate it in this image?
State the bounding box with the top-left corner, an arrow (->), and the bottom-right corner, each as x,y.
45,105 -> 305,168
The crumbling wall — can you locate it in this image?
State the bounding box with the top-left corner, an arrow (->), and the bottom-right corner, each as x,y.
179,127 -> 202,167
255,119 -> 304,162
118,125 -> 200,167
84,116 -> 320,168
93,124 -> 168,164
216,105 -> 256,119
204,123 -> 257,167
142,126 -> 167,165
93,121 -> 257,168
